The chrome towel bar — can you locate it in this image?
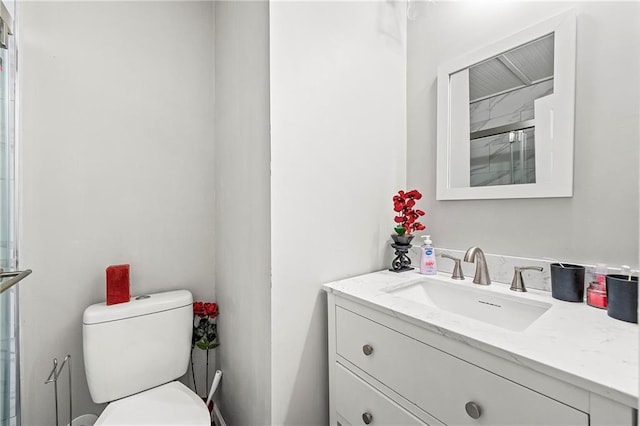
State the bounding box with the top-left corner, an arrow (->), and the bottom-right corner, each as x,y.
0,269 -> 32,294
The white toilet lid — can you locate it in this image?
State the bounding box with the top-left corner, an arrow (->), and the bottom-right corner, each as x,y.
95,381 -> 210,425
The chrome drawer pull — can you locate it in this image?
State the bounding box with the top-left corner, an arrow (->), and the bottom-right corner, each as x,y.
362,344 -> 373,356
465,401 -> 482,419
362,412 -> 373,424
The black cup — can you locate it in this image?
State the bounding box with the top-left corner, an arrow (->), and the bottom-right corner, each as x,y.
606,274 -> 638,323
550,263 -> 585,302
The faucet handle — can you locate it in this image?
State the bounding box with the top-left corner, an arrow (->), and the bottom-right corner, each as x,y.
510,266 -> 543,292
440,254 -> 465,280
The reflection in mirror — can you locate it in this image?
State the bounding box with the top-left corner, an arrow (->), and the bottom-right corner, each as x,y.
467,35 -> 554,187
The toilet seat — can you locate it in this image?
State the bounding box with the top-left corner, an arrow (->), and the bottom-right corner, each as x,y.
95,381 -> 210,425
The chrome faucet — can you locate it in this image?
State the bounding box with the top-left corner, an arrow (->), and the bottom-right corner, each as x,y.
463,247 -> 491,285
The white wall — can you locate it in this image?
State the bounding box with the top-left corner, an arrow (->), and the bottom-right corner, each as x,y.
270,2 -> 407,424
18,2 -> 215,423
213,2 -> 271,425
408,2 -> 639,267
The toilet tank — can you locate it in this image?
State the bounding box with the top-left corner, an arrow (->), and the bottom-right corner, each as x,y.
83,290 -> 193,403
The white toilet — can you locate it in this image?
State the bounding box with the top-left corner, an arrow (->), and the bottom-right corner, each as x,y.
82,290 -> 210,425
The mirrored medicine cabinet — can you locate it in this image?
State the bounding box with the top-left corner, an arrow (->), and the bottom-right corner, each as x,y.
436,10 -> 577,200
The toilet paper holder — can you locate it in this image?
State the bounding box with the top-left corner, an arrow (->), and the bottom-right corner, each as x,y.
45,354 -> 72,426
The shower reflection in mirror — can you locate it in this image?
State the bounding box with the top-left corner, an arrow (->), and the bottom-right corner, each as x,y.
466,34 -> 554,187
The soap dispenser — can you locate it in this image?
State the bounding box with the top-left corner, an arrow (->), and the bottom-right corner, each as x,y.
420,235 -> 437,275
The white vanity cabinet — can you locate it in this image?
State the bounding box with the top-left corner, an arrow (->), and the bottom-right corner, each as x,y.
326,294 -> 636,426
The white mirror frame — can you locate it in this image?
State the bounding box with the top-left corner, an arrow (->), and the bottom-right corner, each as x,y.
436,10 -> 576,200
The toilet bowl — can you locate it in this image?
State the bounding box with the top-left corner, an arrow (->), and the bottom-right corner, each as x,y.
83,290 -> 209,425
95,382 -> 209,425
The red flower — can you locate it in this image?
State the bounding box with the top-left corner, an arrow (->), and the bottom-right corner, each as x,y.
392,189 -> 426,235
193,302 -> 204,316
204,302 -> 219,318
192,300 -> 220,359
405,189 -> 422,200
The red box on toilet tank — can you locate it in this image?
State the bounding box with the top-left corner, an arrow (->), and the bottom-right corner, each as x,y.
106,264 -> 130,305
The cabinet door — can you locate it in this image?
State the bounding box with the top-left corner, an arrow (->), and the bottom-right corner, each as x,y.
334,362 -> 429,426
336,307 -> 589,425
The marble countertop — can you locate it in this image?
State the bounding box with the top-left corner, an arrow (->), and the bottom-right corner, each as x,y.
323,270 -> 638,408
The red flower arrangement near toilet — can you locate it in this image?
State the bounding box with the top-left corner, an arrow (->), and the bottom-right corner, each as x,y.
192,300 -> 219,409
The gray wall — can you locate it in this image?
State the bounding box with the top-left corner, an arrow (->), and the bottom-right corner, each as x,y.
213,2 -> 271,424
269,2 -> 406,424
18,2 -> 215,423
408,2 -> 639,267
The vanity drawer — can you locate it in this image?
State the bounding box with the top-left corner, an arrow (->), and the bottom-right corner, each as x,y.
334,362 -> 427,426
335,306 -> 589,425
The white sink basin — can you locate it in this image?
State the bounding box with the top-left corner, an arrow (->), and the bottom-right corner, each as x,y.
385,278 -> 551,332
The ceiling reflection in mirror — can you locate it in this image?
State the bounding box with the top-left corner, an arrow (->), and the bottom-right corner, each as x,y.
466,34 -> 554,187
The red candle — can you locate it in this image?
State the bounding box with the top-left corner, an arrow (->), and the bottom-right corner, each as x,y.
587,283 -> 607,309
106,264 -> 130,306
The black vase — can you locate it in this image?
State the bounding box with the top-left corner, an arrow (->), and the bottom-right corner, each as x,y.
389,234 -> 414,273
391,234 -> 414,245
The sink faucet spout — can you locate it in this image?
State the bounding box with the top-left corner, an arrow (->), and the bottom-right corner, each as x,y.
463,246 -> 491,285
